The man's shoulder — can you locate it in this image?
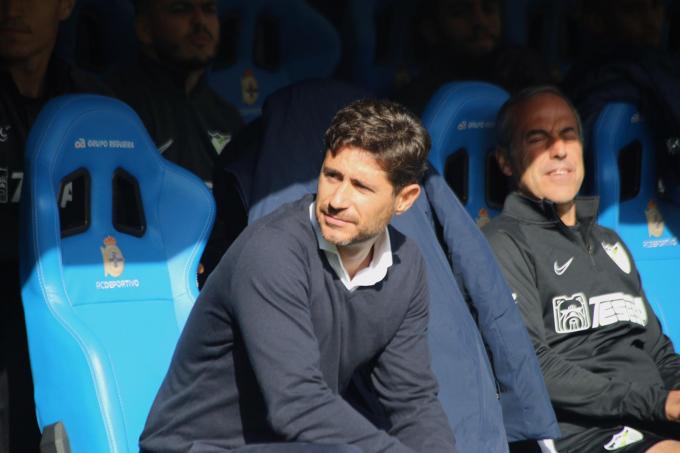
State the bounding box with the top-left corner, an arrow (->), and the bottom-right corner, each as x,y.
195,83 -> 243,127
483,212 -> 525,242
387,224 -> 424,266
231,196 -> 315,258
591,222 -> 624,242
482,213 -> 538,271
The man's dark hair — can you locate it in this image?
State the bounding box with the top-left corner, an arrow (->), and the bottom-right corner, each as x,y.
324,99 -> 431,192
495,84 -> 583,160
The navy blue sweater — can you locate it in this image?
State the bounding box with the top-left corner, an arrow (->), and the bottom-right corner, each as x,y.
140,195 -> 456,453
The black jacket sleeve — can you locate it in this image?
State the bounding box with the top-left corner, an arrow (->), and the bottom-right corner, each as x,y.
615,240 -> 680,393
370,253 -> 457,453
632,277 -> 680,390
485,228 -> 669,423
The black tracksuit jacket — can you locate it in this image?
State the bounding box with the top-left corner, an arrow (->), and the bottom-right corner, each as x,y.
483,192 -> 680,438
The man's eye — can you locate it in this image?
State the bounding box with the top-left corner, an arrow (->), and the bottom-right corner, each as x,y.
354,182 -> 373,193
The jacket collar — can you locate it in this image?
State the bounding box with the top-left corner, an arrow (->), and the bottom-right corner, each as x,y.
136,52 -> 209,97
502,191 -> 599,228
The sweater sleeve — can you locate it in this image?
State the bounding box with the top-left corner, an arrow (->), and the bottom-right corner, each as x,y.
229,229 -> 415,453
370,252 -> 458,453
485,228 -> 669,423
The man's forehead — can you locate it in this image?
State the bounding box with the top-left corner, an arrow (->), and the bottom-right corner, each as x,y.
516,93 -> 578,133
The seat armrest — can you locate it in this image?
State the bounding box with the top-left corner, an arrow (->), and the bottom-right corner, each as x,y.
40,421 -> 71,453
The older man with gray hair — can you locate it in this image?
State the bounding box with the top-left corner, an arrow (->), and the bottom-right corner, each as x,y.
485,85 -> 680,453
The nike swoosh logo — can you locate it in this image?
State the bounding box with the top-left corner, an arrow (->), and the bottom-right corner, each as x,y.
554,257 -> 574,276
158,138 -> 173,154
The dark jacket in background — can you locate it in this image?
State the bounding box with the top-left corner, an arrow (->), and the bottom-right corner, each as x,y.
394,46 -> 552,115
0,57 -> 110,453
107,54 -> 243,277
562,47 -> 680,198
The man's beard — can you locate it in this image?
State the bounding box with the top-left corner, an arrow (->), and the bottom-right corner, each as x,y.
322,224 -> 384,248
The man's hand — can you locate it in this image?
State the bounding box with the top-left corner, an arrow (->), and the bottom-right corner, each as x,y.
665,390 -> 680,421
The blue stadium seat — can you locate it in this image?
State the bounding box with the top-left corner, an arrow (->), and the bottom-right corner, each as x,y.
208,0 -> 341,122
592,102 -> 680,345
342,0 -> 419,96
503,0 -> 566,74
55,0 -> 137,75
422,81 -> 509,226
19,95 -> 215,452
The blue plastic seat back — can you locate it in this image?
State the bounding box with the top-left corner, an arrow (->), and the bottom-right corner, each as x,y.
209,0 -> 341,122
422,81 -> 509,226
502,0 -> 570,75
592,102 -> 680,344
55,0 -> 137,75
342,0 -> 419,96
19,95 -> 215,453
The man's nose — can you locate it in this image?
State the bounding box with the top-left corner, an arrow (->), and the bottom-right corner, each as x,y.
549,138 -> 568,159
329,183 -> 350,210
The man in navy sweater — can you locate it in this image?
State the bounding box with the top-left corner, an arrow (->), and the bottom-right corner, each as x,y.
140,99 -> 457,453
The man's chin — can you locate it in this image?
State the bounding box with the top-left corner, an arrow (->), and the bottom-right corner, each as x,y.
322,229 -> 380,250
321,228 -> 353,247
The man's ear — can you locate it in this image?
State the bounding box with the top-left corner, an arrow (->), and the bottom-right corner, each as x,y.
394,183 -> 421,215
495,147 -> 514,177
58,0 -> 76,21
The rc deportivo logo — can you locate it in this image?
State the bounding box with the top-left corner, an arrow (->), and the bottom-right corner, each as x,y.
100,236 -> 124,277
553,257 -> 574,276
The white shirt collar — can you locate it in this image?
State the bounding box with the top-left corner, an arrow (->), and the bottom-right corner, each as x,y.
309,202 -> 393,291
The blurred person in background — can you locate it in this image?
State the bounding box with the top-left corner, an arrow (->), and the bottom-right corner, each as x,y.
562,0 -> 680,198
395,0 -> 551,114
108,0 -> 243,281
0,0 -> 110,450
